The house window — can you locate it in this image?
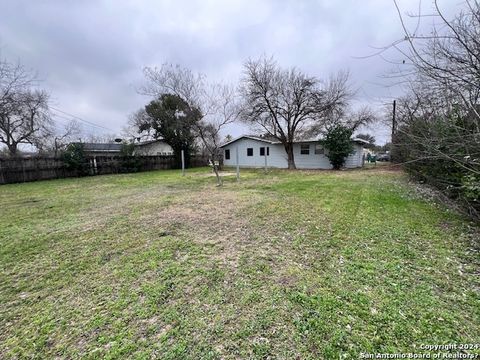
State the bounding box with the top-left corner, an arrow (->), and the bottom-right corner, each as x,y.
314,144 -> 324,154
260,147 -> 270,156
225,149 -> 230,160
300,144 -> 310,155
247,148 -> 253,156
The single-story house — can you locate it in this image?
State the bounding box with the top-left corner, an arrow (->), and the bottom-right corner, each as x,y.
133,139 -> 173,156
71,139 -> 173,157
220,135 -> 368,169
78,142 -> 123,157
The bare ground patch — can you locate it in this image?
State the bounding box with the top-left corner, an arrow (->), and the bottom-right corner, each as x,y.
136,187 -> 282,269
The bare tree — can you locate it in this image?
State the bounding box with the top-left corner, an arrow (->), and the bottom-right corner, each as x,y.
122,109 -> 155,143
141,64 -> 206,109
0,59 -> 37,104
239,56 -> 351,169
35,120 -> 81,156
141,63 -> 239,184
306,105 -> 377,138
195,84 -> 239,185
390,0 -> 480,170
84,133 -> 119,143
390,0 -> 480,121
385,0 -> 480,218
0,60 -> 52,156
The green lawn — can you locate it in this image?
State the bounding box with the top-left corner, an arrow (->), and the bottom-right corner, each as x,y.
0,168 -> 478,359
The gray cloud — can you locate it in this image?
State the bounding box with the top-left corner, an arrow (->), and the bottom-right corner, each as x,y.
0,0 -> 460,144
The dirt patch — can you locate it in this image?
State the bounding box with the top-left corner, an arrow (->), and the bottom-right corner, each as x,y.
137,188 -> 265,268
199,172 -> 238,177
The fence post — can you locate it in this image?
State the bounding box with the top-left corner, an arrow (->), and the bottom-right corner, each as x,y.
264,148 -> 268,173
236,146 -> 240,181
181,150 -> 185,176
0,159 -> 4,185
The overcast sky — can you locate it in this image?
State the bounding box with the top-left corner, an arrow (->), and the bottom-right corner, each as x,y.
0,0 -> 460,145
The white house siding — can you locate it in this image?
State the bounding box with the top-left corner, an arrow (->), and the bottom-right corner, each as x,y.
345,144 -> 365,168
134,141 -> 173,155
291,143 -> 332,169
222,138 -> 364,169
223,138 -> 288,168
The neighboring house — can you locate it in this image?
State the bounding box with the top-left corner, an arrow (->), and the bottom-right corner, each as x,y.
220,135 -> 368,169
71,139 -> 173,157
133,139 -> 173,156
77,142 -> 123,157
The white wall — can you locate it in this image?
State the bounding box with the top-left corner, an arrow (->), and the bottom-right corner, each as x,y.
291,143 -> 331,169
222,139 -> 364,169
222,138 -> 288,168
345,144 -> 365,168
134,141 -> 173,156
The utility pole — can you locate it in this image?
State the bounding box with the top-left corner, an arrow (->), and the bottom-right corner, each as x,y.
392,100 -> 396,141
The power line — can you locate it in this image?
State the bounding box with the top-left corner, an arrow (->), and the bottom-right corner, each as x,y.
50,106 -> 114,131
50,113 -> 94,135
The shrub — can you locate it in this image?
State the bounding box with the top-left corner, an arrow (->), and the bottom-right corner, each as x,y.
61,143 -> 90,176
119,143 -> 142,173
393,113 -> 480,220
323,125 -> 354,170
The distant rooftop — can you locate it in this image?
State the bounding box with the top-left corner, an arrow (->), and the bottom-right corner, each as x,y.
73,142 -> 123,152
135,139 -> 167,146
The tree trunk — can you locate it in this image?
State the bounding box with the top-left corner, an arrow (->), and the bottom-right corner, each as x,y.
213,164 -> 222,186
7,143 -> 18,157
211,154 -> 222,186
285,143 -> 296,169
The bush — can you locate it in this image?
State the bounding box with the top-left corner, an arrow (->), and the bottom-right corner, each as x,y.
119,143 -> 142,173
323,125 -> 354,170
61,143 -> 90,176
393,113 -> 480,220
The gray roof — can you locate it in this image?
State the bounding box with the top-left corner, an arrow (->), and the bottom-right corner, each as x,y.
220,135 -> 368,147
220,135 -> 280,147
135,139 -> 168,147
75,142 -> 123,152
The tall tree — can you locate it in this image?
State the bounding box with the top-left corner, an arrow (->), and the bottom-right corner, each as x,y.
140,63 -> 239,184
239,56 -> 350,169
385,0 -> 480,219
0,60 -> 52,156
139,94 -> 201,168
141,64 -> 205,110
391,0 -> 480,121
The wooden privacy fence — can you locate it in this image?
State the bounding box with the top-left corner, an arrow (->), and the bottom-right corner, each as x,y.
0,155 -> 210,185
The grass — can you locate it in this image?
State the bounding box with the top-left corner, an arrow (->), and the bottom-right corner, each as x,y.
0,167 -> 478,359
